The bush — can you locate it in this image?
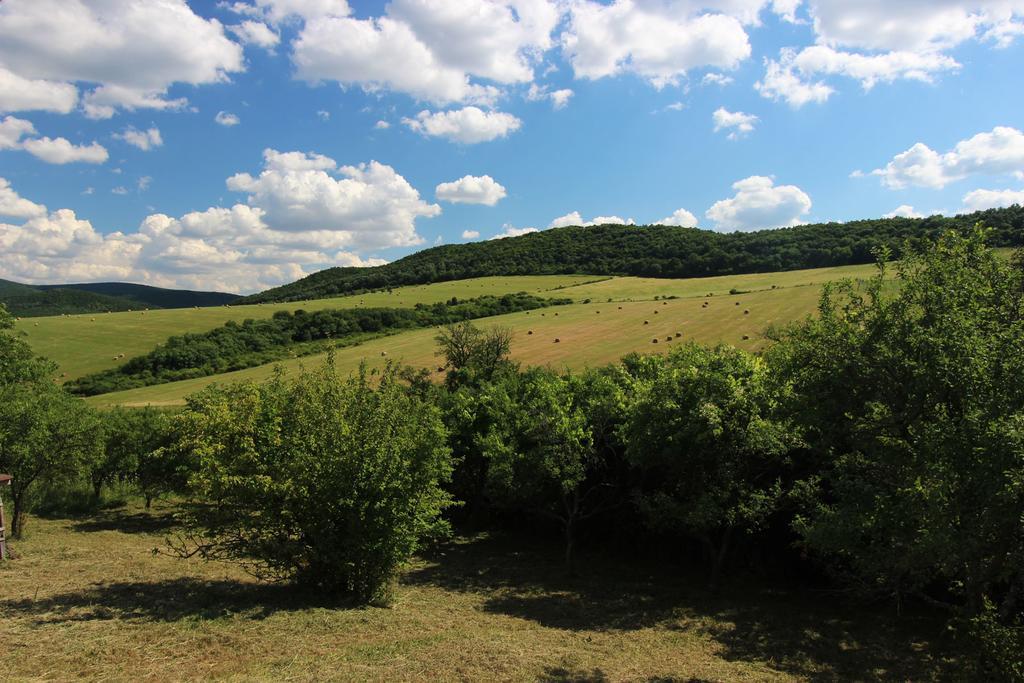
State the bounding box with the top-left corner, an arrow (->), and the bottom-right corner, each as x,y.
171,359 -> 454,604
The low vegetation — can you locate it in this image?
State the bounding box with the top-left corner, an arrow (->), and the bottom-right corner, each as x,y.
2,227 -> 1022,679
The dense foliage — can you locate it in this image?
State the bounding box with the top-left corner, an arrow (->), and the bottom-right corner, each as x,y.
242,205 -> 1024,304
68,293 -> 569,395
0,278 -> 239,318
170,360 -> 454,604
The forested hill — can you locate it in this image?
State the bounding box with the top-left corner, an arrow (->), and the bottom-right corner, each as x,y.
242,205 -> 1024,304
0,280 -> 240,317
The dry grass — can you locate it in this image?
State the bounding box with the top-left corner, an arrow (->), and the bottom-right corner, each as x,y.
0,504 -> 962,681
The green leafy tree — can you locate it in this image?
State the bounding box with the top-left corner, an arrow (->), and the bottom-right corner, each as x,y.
768,228 -> 1024,620
435,320 -> 515,389
171,360 -> 453,604
479,367 -> 623,575
622,343 -> 795,592
0,305 -> 103,536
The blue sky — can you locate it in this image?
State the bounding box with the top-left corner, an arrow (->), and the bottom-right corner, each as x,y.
1,0 -> 1023,293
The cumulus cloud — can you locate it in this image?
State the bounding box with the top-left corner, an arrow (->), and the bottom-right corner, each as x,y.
216,111 -> 241,127
229,20 -> 281,50
114,126 -> 163,151
0,0 -> 244,118
869,126 -> 1024,189
705,175 -> 811,231
461,229 -> 480,239
0,158 -> 427,292
291,0 -> 557,105
702,72 -> 734,86
526,83 -> 574,109
0,67 -> 79,114
489,224 -> 539,239
0,177 -> 46,218
962,187 -> 1024,211
435,175 -> 507,205
883,204 -> 924,218
0,115 -> 35,149
548,211 -> 635,228
756,3 -> 1024,107
402,107 -> 522,143
712,107 -> 758,139
226,148 -> 440,250
375,120 -> 390,129
562,1 -> 752,88
21,136 -> 108,164
655,208 -> 699,227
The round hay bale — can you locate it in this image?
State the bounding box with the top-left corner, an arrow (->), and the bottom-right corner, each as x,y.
742,334 -> 750,340
554,312 -> 558,316
662,302 -> 668,306
437,366 -> 445,372
528,330 -> 533,335
644,320 -> 649,325
744,309 -> 750,314
554,338 -> 560,343
654,310 -> 659,314
618,306 -> 622,310
666,336 -> 672,342
380,351 -> 387,357
675,332 -> 681,338
541,313 -> 545,317
652,338 -> 658,344
735,302 -> 740,306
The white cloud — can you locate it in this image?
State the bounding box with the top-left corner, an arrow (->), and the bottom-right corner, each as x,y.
291,0 -> 557,105
0,115 -> 35,149
461,229 -> 480,239
21,136 -> 108,164
0,177 -> 46,218
225,148 -> 441,250
548,210 -> 635,228
561,1 -> 752,88
402,107 -> 522,143
706,175 -> 811,231
226,0 -> 351,25
114,126 -> 163,151
229,20 -> 281,50
375,120 -> 391,129
755,51 -> 835,107
216,111 -> 241,127
317,110 -> 330,120
883,204 -> 924,218
0,0 -> 244,118
962,187 -> 1024,211
527,83 -> 574,109
112,186 -> 129,195
712,106 -> 758,139
664,101 -> 686,111
655,208 -> 699,227
489,223 -> 539,239
702,72 -> 734,86
436,175 -> 508,205
0,164 -> 423,293
870,126 -> 1024,189
138,176 -> 153,192
0,67 -> 78,114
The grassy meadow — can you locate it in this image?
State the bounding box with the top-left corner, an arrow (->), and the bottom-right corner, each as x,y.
0,503 -> 960,681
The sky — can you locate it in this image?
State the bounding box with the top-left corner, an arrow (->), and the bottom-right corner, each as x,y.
1,0 -> 1023,294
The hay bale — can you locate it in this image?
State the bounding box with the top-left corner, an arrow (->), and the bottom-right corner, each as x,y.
665,336 -> 672,342
554,338 -> 560,343
618,306 -> 622,310
654,310 -> 659,314
744,309 -> 750,315
735,302 -> 740,306
662,302 -> 668,306
742,335 -> 750,340
644,320 -> 649,325
652,338 -> 658,344
675,332 -> 681,338
380,351 -> 387,357
554,312 -> 558,316
528,330 -> 533,335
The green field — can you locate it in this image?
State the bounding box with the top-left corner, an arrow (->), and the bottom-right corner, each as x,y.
86,265 -> 879,407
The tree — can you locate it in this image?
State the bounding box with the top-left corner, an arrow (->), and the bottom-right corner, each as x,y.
435,320 -> 515,389
171,360 -> 453,604
479,367 -> 623,575
0,305 -> 103,536
768,228 -> 1024,619
622,343 -> 795,592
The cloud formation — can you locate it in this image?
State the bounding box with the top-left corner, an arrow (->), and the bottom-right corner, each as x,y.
402,107 -> 522,143
705,175 -> 811,231
436,175 -> 508,205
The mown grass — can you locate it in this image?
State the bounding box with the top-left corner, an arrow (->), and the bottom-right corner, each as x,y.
14,275 -> 601,381
88,279 -> 831,407
0,504 -> 962,681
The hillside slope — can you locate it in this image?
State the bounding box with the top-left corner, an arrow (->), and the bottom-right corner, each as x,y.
1,279 -> 240,317
242,206 -> 1024,304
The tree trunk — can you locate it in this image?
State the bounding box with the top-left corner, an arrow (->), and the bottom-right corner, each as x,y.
93,478 -> 103,502
564,518 -> 576,577
144,493 -> 153,509
10,494 -> 24,539
708,526 -> 734,594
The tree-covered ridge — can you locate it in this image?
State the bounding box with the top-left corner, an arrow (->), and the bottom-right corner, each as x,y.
67,293 -> 570,396
242,206 -> 1024,304
0,278 -> 241,318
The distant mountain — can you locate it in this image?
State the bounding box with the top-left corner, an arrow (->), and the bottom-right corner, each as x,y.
0,280 -> 240,318
241,205 -> 1024,304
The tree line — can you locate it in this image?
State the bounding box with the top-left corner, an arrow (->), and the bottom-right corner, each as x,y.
241,205 -> 1024,304
67,293 -> 570,395
1,228 -> 1022,679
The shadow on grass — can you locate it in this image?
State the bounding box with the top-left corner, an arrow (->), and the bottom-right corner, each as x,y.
539,667 -> 712,682
70,508 -> 179,535
0,577 -> 336,625
406,533 -> 962,681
